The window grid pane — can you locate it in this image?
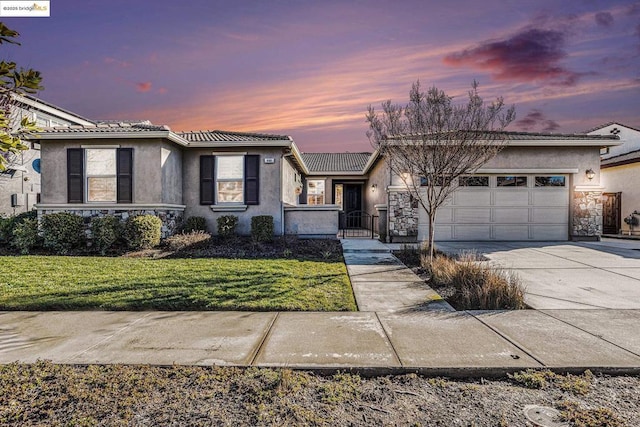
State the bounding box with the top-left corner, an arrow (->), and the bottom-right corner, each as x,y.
535,176 -> 566,187
459,176 -> 489,187
497,176 -> 527,187
307,180 -> 325,205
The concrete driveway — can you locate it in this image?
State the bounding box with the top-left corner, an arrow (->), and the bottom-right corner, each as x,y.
436,238 -> 640,309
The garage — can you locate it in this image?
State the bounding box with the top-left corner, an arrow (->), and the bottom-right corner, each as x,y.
427,174 -> 569,241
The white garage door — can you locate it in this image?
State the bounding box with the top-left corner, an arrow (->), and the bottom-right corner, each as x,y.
426,174 -> 569,241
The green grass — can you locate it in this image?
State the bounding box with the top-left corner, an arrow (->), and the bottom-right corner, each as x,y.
0,256 -> 356,311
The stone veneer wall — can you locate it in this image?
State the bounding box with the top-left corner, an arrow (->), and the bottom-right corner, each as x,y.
572,191 -> 603,239
388,191 -> 418,238
37,208 -> 184,238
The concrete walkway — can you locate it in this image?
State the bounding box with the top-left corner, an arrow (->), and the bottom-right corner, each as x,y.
1,239 -> 639,376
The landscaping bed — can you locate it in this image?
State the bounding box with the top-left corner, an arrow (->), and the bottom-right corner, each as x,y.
394,246 -> 527,311
0,362 -> 635,426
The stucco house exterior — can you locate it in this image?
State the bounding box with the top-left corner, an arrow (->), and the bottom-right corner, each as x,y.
31,116 -> 619,243
588,123 -> 640,235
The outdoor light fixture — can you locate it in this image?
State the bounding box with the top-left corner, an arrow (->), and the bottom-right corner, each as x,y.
585,168 -> 595,180
371,184 -> 377,192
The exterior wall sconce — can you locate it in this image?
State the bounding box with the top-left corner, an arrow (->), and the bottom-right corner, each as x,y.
371,184 -> 378,192
585,168 -> 595,180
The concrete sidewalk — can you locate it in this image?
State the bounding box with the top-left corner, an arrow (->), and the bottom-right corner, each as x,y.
1,239 -> 639,376
2,309 -> 639,375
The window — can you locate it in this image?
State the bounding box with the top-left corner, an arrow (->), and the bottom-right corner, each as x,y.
307,180 -> 325,205
199,155 -> 260,205
334,184 -> 343,210
497,176 -> 527,187
420,176 -> 445,186
86,149 -> 117,202
535,176 -> 566,187
459,176 -> 489,187
67,148 -> 133,203
216,156 -> 244,203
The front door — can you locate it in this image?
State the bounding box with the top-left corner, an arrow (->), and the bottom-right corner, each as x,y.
344,184 -> 362,228
603,192 -> 621,234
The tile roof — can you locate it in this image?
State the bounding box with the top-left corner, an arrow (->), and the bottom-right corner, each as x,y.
178,130 -> 292,142
301,152 -> 373,173
389,130 -> 618,141
602,149 -> 640,168
42,121 -> 170,133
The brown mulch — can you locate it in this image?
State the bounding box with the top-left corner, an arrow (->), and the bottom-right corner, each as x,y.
0,362 -> 636,426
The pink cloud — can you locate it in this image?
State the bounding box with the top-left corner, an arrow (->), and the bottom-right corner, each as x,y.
136,82 -> 152,92
103,57 -> 131,68
443,28 -> 587,86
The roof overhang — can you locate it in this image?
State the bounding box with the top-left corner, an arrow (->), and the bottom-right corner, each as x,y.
13,94 -> 95,126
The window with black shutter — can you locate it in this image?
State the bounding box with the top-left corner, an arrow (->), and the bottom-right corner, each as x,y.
67,147 -> 134,203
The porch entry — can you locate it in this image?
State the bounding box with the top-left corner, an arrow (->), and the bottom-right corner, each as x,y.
335,183 -> 378,238
602,192 -> 621,234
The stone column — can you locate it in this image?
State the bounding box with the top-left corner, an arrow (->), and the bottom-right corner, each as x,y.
572,186 -> 604,241
388,190 -> 418,242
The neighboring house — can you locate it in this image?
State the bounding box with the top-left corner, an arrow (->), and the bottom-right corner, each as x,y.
0,94 -> 94,216
588,122 -> 640,234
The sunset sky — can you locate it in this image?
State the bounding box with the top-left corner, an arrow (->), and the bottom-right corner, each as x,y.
3,0 -> 639,152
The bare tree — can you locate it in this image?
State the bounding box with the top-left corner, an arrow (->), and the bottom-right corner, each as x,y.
367,81 -> 515,260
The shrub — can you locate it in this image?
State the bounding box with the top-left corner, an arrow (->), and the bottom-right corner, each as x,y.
217,215 -> 238,237
11,218 -> 40,254
0,210 -> 37,245
251,215 -> 274,242
182,216 -> 207,233
124,215 -> 162,250
41,212 -> 85,253
165,230 -> 211,251
422,254 -> 457,286
91,216 -> 122,254
451,253 -> 526,310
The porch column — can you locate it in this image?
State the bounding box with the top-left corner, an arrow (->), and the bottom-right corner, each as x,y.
375,204 -> 388,242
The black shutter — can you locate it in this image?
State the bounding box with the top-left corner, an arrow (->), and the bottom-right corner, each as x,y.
244,155 -> 259,205
299,176 -> 307,204
116,148 -> 133,203
200,155 -> 215,205
67,148 -> 84,203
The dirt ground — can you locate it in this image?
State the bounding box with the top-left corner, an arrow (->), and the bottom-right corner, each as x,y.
0,362 -> 637,426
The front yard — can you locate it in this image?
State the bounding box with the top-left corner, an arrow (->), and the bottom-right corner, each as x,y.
0,256 -> 356,311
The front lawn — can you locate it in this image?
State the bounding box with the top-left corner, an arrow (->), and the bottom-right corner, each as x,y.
0,256 -> 356,311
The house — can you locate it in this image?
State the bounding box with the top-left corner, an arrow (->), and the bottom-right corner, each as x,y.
588,122 -> 640,235
31,111 -> 620,242
396,131 -> 620,242
0,94 -> 94,216
33,123 -> 341,238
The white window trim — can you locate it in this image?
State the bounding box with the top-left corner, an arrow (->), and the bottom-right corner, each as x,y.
85,148 -> 117,203
215,155 -> 245,205
307,178 -> 326,205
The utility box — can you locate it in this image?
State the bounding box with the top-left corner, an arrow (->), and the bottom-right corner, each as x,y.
11,193 -> 25,207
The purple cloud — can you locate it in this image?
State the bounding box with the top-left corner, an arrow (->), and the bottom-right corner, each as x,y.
443,28 -> 584,86
515,109 -> 560,132
595,12 -> 614,28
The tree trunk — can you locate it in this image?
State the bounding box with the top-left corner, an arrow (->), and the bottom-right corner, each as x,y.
428,210 -> 436,261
